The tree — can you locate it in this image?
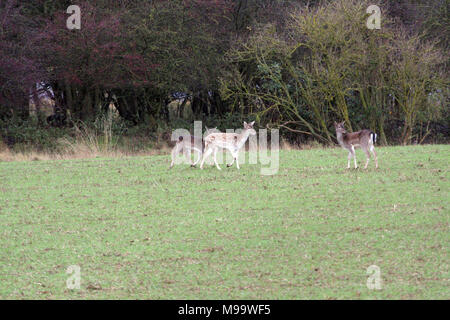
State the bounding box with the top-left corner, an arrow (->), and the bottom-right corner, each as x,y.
32,1 -> 155,121
389,33 -> 446,144
220,0 -> 447,144
0,0 -> 43,118
125,0 -> 235,119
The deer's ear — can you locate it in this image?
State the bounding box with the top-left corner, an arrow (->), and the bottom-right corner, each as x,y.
250,121 -> 255,126
244,121 -> 248,127
334,121 -> 338,126
205,126 -> 209,130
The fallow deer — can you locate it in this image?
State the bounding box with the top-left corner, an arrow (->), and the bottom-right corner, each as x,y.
200,121 -> 256,170
170,126 -> 219,168
334,121 -> 378,169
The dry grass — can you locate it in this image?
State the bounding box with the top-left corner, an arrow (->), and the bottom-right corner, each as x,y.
281,138 -> 330,150
0,140 -> 172,162
0,115 -> 174,162
0,138 -> 322,162
0,147 -> 171,162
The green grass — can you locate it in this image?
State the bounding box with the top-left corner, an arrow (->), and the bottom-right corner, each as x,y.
0,145 -> 448,299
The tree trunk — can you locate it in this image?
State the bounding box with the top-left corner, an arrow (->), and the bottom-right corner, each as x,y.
65,82 -> 75,118
81,88 -> 93,121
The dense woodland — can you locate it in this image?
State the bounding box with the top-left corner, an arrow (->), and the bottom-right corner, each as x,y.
0,0 -> 448,151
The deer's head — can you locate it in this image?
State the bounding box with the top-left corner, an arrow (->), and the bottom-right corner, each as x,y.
244,121 -> 256,136
205,126 -> 218,135
334,121 -> 347,134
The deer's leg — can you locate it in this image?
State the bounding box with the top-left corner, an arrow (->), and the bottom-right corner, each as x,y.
170,147 -> 176,169
200,147 -> 213,169
213,147 -> 221,170
235,152 -> 240,170
351,145 -> 358,168
227,149 -> 236,167
227,156 -> 235,167
191,148 -> 202,167
347,151 -> 352,169
363,148 -> 370,169
184,147 -> 192,166
370,145 -> 378,168
170,144 -> 181,168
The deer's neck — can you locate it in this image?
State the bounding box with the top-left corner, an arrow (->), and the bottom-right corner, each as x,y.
336,131 -> 347,147
236,129 -> 251,149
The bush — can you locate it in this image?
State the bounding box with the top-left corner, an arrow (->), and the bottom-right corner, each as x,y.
0,118 -> 70,152
220,0 -> 448,145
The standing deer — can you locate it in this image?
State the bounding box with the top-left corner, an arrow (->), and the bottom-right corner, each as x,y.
200,121 -> 256,170
170,126 -> 218,169
334,121 -> 378,169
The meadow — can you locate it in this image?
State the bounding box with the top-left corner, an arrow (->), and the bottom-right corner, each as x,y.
0,145 -> 448,299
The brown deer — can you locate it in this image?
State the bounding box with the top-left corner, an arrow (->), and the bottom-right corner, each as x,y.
334,121 -> 378,169
170,126 -> 219,168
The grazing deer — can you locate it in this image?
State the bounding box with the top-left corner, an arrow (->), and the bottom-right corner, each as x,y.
200,121 -> 256,170
334,121 -> 378,169
170,126 -> 218,169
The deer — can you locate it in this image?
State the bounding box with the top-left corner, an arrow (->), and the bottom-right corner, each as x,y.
334,121 -> 378,169
170,126 -> 219,169
200,121 -> 256,170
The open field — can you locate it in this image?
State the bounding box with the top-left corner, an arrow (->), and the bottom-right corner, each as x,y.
0,145 -> 448,299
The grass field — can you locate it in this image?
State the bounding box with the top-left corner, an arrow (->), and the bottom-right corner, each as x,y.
0,145 -> 448,299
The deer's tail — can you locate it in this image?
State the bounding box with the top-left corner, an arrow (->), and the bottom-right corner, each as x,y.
370,132 -> 377,144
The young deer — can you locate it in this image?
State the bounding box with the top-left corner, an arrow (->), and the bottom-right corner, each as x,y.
170,126 -> 218,169
334,121 -> 378,169
200,121 -> 256,170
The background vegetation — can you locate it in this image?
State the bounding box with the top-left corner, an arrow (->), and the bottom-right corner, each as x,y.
0,0 -> 448,155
